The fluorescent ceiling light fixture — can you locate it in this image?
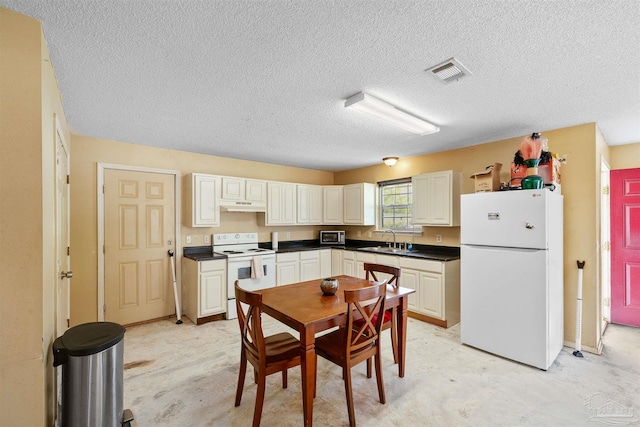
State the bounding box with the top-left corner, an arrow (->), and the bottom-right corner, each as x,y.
383,157 -> 398,166
345,92 -> 439,135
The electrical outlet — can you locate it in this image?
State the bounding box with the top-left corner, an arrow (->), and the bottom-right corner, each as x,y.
203,234 -> 210,244
436,235 -> 442,243
186,235 -> 192,244
368,231 -> 372,238
286,232 -> 291,239
357,231 -> 361,237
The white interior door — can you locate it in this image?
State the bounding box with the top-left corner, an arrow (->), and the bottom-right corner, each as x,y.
104,169 -> 176,325
55,118 -> 70,335
601,159 -> 611,331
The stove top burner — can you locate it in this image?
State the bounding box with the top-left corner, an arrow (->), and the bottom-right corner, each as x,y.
213,232 -> 275,258
214,247 -> 276,258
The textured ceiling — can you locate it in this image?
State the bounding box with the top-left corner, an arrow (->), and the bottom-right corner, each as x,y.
3,0 -> 639,171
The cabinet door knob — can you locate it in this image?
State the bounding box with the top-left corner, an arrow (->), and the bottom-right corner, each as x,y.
525,223 -> 534,229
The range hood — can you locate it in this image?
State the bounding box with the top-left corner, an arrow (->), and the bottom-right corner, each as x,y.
219,200 -> 267,212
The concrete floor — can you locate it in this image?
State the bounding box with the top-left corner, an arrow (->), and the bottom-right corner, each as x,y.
123,317 -> 640,426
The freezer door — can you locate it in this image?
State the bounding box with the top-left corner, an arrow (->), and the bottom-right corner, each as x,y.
461,245 -> 560,370
461,191 -> 549,249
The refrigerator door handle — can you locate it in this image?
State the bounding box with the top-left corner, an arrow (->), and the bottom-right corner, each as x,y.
462,244 -> 544,253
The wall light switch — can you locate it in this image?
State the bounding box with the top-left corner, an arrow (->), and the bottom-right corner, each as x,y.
357,231 -> 361,237
368,232 -> 372,238
186,235 -> 192,244
203,235 -> 210,244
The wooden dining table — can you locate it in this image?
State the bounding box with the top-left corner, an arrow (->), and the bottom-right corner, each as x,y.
258,275 -> 415,427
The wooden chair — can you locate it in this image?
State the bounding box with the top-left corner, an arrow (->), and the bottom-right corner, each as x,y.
314,282 -> 387,427
360,263 -> 401,378
234,282 -> 301,427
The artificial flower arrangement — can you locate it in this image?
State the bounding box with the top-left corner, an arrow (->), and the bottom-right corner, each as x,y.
511,133 -> 565,188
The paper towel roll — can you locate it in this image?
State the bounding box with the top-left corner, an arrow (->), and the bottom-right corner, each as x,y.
271,232 -> 278,250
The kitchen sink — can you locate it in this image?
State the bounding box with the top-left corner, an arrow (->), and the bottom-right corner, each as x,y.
358,246 -> 411,254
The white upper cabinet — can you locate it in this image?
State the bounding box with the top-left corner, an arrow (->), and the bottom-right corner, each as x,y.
297,184 -> 323,224
323,185 -> 344,224
245,179 -> 267,203
221,177 -> 244,200
186,173 -> 221,227
412,170 -> 461,226
266,181 -> 297,225
343,183 -> 376,225
220,177 -> 267,209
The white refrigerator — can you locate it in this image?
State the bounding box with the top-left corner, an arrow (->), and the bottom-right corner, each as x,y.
460,190 -> 563,370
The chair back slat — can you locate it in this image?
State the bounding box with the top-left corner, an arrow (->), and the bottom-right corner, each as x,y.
235,281 -> 265,362
344,282 -> 387,355
364,263 -> 400,288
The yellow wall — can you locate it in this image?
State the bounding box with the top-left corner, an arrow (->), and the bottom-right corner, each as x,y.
336,123 -> 605,351
72,124 -> 609,351
610,143 -> 640,170
69,136 -> 334,324
0,8 -> 69,425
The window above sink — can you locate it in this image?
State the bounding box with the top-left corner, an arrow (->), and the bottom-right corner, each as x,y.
379,178 -> 421,233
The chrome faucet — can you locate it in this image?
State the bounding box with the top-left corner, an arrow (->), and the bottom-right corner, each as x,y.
382,229 -> 397,248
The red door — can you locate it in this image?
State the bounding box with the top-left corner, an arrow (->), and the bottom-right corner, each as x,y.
610,168 -> 640,327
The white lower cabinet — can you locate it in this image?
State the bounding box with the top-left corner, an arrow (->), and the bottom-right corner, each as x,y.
300,251 -> 321,281
355,251 -> 376,279
417,271 -> 443,319
371,254 -> 399,283
320,249 -> 332,278
277,249 -> 332,286
183,258 -> 227,324
342,250 -> 356,277
276,247 -> 460,328
400,267 -> 419,312
276,252 -> 299,286
398,257 -> 460,327
331,249 -> 343,276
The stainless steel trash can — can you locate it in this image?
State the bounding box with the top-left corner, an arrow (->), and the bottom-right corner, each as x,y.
53,322 -> 133,427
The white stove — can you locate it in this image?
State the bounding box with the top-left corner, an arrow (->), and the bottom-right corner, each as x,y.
213,232 -> 275,257
213,233 -> 276,319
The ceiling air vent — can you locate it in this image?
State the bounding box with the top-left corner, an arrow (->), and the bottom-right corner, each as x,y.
425,57 -> 472,84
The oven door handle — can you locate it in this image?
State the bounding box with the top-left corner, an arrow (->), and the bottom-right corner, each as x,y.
227,254 -> 276,264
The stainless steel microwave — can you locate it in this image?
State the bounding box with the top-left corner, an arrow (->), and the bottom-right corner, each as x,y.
320,230 -> 345,245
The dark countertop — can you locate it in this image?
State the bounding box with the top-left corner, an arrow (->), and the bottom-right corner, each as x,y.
262,239 -> 460,262
183,246 -> 227,261
185,240 -> 460,262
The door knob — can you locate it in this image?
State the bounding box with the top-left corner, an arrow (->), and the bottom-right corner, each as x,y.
525,223 -> 534,229
60,271 -> 73,279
